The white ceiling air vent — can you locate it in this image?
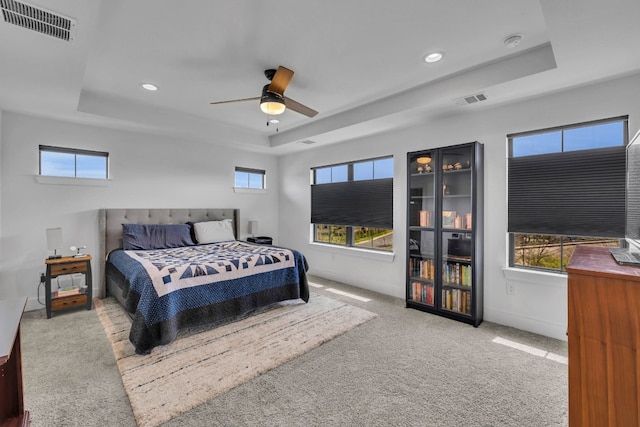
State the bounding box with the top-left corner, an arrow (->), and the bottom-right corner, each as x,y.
1,0 -> 76,41
454,92 -> 488,106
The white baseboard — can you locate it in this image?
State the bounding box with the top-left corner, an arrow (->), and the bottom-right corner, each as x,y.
485,307 -> 567,341
26,297 -> 46,312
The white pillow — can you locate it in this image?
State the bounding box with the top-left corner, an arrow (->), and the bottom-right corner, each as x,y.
193,219 -> 235,244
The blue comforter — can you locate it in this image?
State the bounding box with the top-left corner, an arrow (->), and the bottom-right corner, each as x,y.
106,241 -> 309,354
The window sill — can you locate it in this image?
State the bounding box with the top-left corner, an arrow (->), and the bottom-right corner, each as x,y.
310,242 -> 395,263
233,187 -> 267,194
35,175 -> 110,187
501,267 -> 566,288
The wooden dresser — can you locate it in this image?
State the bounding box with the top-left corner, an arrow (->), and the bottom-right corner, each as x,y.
566,246 -> 640,426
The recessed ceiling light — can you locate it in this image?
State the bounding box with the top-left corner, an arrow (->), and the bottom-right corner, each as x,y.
504,34 -> 522,48
424,51 -> 444,63
269,119 -> 280,124
141,83 -> 158,91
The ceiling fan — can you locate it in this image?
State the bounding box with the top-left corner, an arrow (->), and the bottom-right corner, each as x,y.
210,66 -> 318,118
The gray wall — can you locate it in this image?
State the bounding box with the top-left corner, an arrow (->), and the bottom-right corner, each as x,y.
277,71 -> 640,340
2,71 -> 639,340
0,112 -> 280,308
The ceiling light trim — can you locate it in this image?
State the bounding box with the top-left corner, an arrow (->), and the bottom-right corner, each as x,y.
141,83 -> 158,91
504,34 -> 523,48
424,51 -> 444,63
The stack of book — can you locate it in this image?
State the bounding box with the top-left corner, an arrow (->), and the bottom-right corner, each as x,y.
54,287 -> 81,298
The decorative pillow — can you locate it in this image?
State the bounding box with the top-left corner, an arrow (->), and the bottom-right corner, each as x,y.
122,223 -> 196,250
193,219 -> 235,244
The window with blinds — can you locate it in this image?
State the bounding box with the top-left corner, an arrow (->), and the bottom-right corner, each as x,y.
508,116 -> 627,272
311,156 -> 394,251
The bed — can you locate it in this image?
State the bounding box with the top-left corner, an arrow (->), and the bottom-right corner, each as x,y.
98,209 -> 309,354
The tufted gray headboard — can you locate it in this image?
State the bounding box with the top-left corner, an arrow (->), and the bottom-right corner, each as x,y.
98,208 -> 239,298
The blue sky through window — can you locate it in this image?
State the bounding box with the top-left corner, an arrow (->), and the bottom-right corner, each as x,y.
564,121 -> 624,151
41,151 -> 75,177
76,155 -> 108,178
40,148 -> 108,178
512,120 -> 625,157
235,171 -> 264,188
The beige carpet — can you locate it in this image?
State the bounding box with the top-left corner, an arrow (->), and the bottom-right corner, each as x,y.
95,294 -> 377,427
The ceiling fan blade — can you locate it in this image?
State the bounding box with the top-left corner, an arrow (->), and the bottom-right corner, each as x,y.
268,66 -> 294,95
285,97 -> 318,117
210,96 -> 260,105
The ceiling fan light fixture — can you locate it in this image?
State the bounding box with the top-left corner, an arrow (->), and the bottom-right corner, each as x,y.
260,85 -> 286,115
260,100 -> 286,115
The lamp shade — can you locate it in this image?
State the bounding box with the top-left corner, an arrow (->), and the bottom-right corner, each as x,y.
248,221 -> 258,235
259,85 -> 286,115
46,227 -> 63,251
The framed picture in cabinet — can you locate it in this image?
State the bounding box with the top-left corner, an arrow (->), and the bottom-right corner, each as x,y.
443,211 -> 456,228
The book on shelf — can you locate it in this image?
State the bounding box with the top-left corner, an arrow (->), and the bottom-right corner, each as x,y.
410,281 -> 434,305
441,288 -> 472,314
54,287 -> 81,297
442,262 -> 472,286
409,258 -> 435,280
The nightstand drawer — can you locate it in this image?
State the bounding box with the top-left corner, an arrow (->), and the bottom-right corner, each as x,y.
51,294 -> 87,310
50,261 -> 87,276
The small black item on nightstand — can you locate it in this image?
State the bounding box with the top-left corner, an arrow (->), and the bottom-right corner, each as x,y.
247,236 -> 273,245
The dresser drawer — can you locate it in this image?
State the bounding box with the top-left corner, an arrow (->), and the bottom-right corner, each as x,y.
51,294 -> 87,310
50,261 -> 87,276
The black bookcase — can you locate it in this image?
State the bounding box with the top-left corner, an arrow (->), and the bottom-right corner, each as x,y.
406,142 -> 484,326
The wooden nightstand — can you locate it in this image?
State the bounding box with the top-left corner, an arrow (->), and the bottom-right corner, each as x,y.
45,255 -> 92,319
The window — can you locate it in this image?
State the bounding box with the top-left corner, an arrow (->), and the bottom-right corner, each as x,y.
39,145 -> 109,179
235,167 -> 265,189
508,117 -> 627,272
311,156 -> 393,252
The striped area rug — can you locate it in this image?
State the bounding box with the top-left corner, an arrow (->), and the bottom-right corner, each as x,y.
95,294 -> 377,427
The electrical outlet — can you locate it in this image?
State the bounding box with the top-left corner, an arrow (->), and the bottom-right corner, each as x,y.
506,282 -> 515,295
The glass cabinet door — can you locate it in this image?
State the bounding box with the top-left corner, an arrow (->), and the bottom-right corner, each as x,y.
408,152 -> 436,307
407,142 -> 483,326
408,152 -> 436,228
440,145 -> 473,316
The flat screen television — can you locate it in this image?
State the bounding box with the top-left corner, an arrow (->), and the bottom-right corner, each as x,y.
626,129 -> 640,252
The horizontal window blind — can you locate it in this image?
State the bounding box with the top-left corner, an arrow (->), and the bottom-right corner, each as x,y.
39,145 -> 108,157
234,166 -> 265,175
508,146 -> 625,237
311,178 -> 393,228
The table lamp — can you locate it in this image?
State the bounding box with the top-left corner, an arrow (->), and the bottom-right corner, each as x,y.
248,221 -> 258,238
46,227 -> 63,259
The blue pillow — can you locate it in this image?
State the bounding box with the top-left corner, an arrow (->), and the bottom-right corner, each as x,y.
122,224 -> 196,250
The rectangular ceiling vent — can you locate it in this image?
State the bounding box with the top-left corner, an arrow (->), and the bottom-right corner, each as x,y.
454,92 -> 488,106
1,0 -> 76,41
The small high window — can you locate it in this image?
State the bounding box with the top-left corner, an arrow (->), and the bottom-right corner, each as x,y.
39,145 -> 109,179
235,167 -> 266,189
